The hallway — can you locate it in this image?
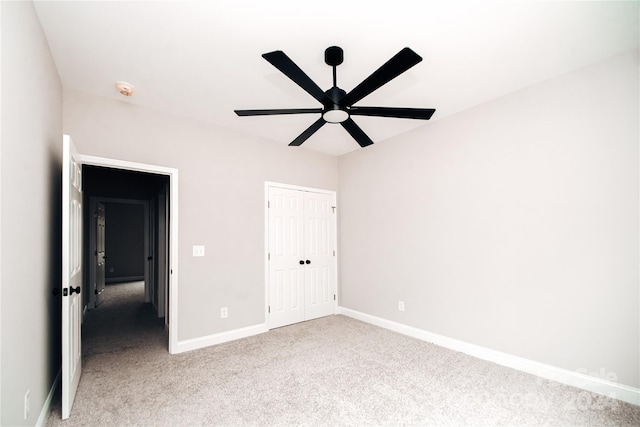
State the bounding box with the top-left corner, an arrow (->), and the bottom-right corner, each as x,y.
81,281 -> 166,356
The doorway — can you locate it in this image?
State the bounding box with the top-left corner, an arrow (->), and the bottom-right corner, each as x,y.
79,155 -> 179,353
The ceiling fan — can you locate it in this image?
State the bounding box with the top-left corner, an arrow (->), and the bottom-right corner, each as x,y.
234,46 -> 436,148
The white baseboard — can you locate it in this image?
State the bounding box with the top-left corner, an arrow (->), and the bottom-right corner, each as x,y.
172,323 -> 268,354
37,369 -> 60,427
339,307 -> 640,407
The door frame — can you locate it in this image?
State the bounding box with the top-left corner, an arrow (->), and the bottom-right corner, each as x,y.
88,198 -> 150,309
264,181 -> 338,329
156,190 -> 168,321
80,154 -> 179,354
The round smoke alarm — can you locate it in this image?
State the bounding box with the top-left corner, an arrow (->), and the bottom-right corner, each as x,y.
115,81 -> 134,96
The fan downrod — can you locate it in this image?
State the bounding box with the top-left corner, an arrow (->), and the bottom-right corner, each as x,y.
323,47 -> 348,122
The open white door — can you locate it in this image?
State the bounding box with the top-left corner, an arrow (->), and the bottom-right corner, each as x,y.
62,135 -> 83,419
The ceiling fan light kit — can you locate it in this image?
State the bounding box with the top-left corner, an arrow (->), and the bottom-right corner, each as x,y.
323,106 -> 349,123
235,46 -> 435,148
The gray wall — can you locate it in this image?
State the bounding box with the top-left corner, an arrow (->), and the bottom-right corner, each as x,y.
104,203 -> 145,282
339,50 -> 639,387
63,88 -> 340,341
0,1 -> 63,425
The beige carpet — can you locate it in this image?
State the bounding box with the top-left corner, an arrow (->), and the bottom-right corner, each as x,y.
46,281 -> 640,426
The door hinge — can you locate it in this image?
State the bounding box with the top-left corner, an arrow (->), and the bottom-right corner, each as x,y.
332,206 -> 336,213
268,305 -> 271,313
268,253 -> 270,261
268,201 -> 270,208
334,294 -> 336,301
333,250 -> 336,256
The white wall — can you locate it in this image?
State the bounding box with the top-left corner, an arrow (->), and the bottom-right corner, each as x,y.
339,50 -> 639,388
0,1 -> 63,425
63,88 -> 339,341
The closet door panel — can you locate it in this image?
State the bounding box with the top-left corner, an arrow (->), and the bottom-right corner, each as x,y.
268,188 -> 305,328
304,192 -> 335,320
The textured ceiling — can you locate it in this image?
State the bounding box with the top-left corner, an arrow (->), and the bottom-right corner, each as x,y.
34,1 -> 639,156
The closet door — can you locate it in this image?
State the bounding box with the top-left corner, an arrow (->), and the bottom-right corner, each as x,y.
267,185 -> 337,329
268,187 -> 305,328
304,192 -> 335,320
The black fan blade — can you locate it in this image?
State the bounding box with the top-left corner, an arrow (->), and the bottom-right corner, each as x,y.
341,48 -> 422,107
263,51 -> 331,105
349,106 -> 435,120
341,118 -> 374,147
289,117 -> 326,146
235,108 -> 322,116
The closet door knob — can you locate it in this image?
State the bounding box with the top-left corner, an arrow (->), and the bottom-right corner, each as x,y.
299,260 -> 305,265
305,260 -> 311,264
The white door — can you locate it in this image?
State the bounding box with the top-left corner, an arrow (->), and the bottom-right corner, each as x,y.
267,185 -> 336,329
62,135 -> 83,420
268,188 -> 305,328
303,192 -> 335,320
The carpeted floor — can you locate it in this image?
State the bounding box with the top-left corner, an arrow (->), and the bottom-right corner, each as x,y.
46,281 -> 640,426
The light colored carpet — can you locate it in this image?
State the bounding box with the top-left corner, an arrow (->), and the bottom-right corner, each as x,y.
46,281 -> 640,426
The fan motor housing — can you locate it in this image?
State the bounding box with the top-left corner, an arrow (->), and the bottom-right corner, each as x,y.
323,87 -> 349,123
325,86 -> 347,105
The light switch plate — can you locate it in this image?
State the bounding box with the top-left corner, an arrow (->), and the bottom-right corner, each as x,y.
193,245 -> 205,257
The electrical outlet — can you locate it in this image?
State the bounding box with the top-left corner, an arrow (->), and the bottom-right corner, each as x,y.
398,301 -> 405,312
220,307 -> 228,318
24,390 -> 30,420
193,245 -> 205,257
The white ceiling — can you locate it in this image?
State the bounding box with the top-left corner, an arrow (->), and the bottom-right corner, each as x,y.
33,1 -> 639,156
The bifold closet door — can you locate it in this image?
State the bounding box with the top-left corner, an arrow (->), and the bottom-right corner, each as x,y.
303,192 -> 335,321
268,186 -> 335,329
268,188 -> 305,329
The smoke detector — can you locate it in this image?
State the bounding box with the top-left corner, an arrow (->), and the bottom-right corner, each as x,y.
115,81 -> 134,96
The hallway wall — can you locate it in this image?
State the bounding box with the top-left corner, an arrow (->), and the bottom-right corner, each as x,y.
103,203 -> 145,282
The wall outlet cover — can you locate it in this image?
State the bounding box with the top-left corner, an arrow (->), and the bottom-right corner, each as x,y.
24,389 -> 30,420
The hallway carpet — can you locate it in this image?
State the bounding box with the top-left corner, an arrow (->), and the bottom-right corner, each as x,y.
46,281 -> 640,426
